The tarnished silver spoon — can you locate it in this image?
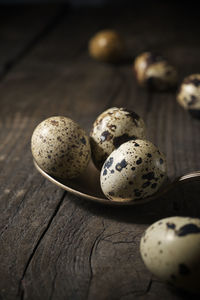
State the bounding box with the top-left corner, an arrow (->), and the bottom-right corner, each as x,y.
33,160 -> 200,206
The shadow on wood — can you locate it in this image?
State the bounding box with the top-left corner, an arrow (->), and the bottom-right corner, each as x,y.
72,179 -> 200,225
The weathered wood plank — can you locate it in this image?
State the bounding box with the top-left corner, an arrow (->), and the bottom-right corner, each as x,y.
0,5 -> 69,300
1,3 -> 200,300
0,7 -> 117,300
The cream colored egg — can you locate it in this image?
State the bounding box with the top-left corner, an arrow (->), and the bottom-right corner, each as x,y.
31,116 -> 91,179
134,52 -> 177,91
140,216 -> 200,294
88,30 -> 124,63
100,139 -> 167,202
90,107 -> 146,170
177,74 -> 200,118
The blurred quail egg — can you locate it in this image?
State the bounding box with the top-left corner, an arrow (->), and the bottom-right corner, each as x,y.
100,139 -> 167,202
90,107 -> 146,170
177,74 -> 200,118
134,52 -> 178,91
31,116 -> 91,179
140,216 -> 200,294
88,29 -> 124,63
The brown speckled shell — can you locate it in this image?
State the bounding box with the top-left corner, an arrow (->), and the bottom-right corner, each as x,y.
140,216 -> 200,294
88,30 -> 124,63
90,107 -> 146,170
177,74 -> 200,118
134,52 -> 178,91
100,139 -> 167,202
31,116 -> 91,179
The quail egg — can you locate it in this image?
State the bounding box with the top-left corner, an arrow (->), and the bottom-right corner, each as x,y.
100,139 -> 167,202
90,107 -> 146,170
140,216 -> 200,294
133,52 -> 178,91
177,74 -> 200,118
31,116 -> 91,179
88,30 -> 124,63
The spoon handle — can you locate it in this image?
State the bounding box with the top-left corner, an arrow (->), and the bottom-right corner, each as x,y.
178,171 -> 200,182
153,171 -> 200,201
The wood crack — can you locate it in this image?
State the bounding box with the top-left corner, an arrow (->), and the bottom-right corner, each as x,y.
119,278 -> 153,299
18,191 -> 67,300
102,231 -> 141,246
145,278 -> 153,294
0,5 -> 68,82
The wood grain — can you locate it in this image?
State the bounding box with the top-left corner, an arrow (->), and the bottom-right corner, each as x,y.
0,3 -> 200,300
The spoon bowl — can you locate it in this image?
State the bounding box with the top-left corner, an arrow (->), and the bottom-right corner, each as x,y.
33,160 -> 200,206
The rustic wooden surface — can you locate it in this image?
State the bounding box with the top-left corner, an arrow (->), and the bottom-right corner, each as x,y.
1,2 -> 200,300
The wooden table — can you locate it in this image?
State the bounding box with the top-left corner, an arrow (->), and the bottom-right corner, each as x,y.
1,3 -> 200,300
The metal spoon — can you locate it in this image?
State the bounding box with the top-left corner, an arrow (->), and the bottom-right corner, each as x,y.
33,160 -> 200,206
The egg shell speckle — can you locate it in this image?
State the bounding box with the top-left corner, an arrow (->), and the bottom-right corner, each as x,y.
134,52 -> 178,91
100,139 -> 167,202
140,216 -> 200,294
31,116 -> 91,179
88,30 -> 124,62
177,74 -> 200,118
90,107 -> 146,170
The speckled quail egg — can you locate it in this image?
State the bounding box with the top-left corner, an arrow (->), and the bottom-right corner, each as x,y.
90,107 -> 146,170
133,52 -> 178,91
31,116 -> 91,179
100,139 -> 167,202
177,74 -> 200,118
140,216 -> 200,294
88,30 -> 124,63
